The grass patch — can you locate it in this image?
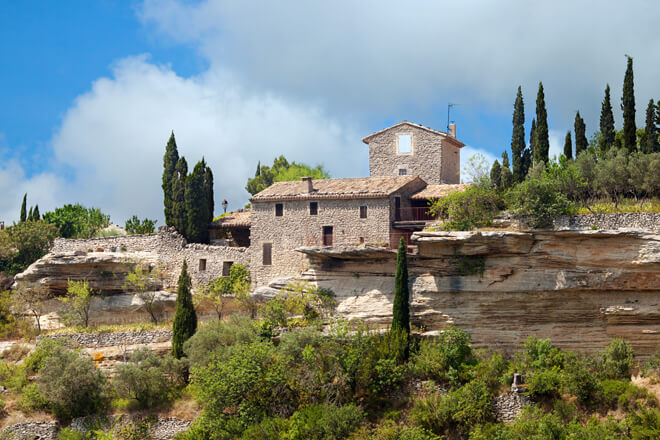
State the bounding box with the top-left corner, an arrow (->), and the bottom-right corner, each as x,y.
44,321 -> 171,335
576,198 -> 660,214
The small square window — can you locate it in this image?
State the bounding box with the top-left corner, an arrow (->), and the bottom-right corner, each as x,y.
263,243 -> 272,265
398,134 -> 412,154
399,169 -> 407,176
309,202 -> 318,215
199,259 -> 207,271
222,261 -> 233,277
360,205 -> 367,219
275,203 -> 283,216
359,237 -> 365,244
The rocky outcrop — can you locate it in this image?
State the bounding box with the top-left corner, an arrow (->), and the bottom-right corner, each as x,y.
298,228 -> 660,357
0,272 -> 12,291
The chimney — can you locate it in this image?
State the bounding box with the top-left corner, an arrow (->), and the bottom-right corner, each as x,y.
449,123 -> 457,138
301,176 -> 314,193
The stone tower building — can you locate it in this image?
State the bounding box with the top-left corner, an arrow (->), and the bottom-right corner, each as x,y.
362,121 -> 465,184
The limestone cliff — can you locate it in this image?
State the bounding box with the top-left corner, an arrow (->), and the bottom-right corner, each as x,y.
297,229 -> 660,357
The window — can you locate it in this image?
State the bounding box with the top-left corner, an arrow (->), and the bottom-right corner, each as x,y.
399,169 -> 407,176
263,243 -> 272,265
222,261 -> 233,277
199,259 -> 207,271
360,205 -> 367,219
359,237 -> 365,244
322,226 -> 333,246
398,134 -> 412,154
309,201 -> 318,215
275,203 -> 283,217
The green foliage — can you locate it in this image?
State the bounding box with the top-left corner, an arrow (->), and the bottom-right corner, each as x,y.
12,282 -> 50,334
600,85 -> 617,152
462,153 -> 491,186
622,55 -> 637,152
20,193 -> 27,223
172,260 -> 197,359
124,216 -> 157,235
534,82 -> 550,165
286,404 -> 364,440
43,203 -> 110,239
490,160 -> 501,189
58,280 -> 93,327
457,256 -> 485,277
349,421 -> 441,440
163,131 -> 180,227
392,238 -> 410,337
500,152 -> 513,189
602,338 -> 634,379
574,111 -> 588,156
246,156 -> 330,195
36,345 -> 107,420
412,326 -> 475,385
428,185 -> 500,230
171,157 -> 188,237
563,131 -> 573,160
185,159 -> 211,243
511,86 -> 528,183
123,263 -> 162,324
2,220 -> 59,274
643,99 -> 659,154
526,366 -> 563,397
277,280 -> 337,324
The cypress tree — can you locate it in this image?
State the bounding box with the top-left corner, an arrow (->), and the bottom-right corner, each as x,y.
185,160 -> 210,243
33,204 -> 40,221
511,86 -> 526,183
529,118 -> 537,162
521,147 -> 533,179
534,82 -> 550,165
171,157 -> 188,237
500,151 -> 513,189
564,131 -> 573,159
600,84 -> 616,151
204,162 -> 214,222
621,55 -> 636,152
172,260 -> 197,359
574,112 -> 588,156
162,131 -> 180,227
28,207 -> 34,222
391,238 -> 410,335
20,194 -> 27,223
490,160 -> 501,189
643,99 -> 658,154
255,161 -> 261,177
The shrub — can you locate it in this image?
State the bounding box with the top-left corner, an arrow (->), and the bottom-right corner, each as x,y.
42,203 -> 110,239
428,185 -> 500,230
287,404 -> 365,440
526,367 -> 563,397
58,280 -> 94,327
561,356 -> 601,403
4,220 -> 60,274
471,350 -> 511,393
522,336 -> 565,370
240,417 -> 290,439
123,263 -> 163,324
36,345 -> 107,420
602,338 -> 634,379
409,392 -> 456,435
124,216 -> 157,235
628,408 -> 660,439
349,422 -> 442,440
23,337 -> 66,374
451,380 -> 493,430
412,326 -> 475,384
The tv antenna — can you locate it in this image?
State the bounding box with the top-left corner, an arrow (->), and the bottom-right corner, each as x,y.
447,103 -> 457,132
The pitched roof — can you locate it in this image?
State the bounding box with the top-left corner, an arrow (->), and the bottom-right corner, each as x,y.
210,210 -> 251,228
250,176 -> 426,202
362,121 -> 465,147
410,183 -> 469,200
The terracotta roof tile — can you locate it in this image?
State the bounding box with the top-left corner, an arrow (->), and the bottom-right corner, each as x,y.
250,176 -> 426,202
410,184 -> 469,200
210,210 -> 251,228
362,121 -> 465,147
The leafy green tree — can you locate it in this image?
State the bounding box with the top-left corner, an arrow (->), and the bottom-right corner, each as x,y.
124,216 -> 157,235
12,282 -> 50,334
246,155 -> 330,195
622,55 -> 637,152
462,153 -> 491,186
603,338 -> 634,379
162,131 -> 179,227
500,151 -> 513,189
5,220 -> 59,273
19,194 -> 27,223
643,99 -> 659,154
564,131 -> 573,159
123,263 -> 162,324
184,160 -> 210,243
510,86 -> 527,182
58,280 -> 93,327
171,157 -> 188,236
600,84 -> 616,151
42,204 -> 110,239
172,260 -> 197,359
429,186 -> 500,231
392,238 -> 410,336
489,160 -> 501,189
574,112 -> 588,156
534,82 -> 550,165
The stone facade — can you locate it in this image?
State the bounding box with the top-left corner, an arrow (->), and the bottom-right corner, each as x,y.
363,122 -> 464,184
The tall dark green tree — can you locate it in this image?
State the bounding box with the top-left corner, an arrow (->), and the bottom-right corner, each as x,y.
574,112 -> 588,156
500,151 -> 513,189
490,160 -> 501,189
621,55 -> 637,152
185,160 -> 210,243
172,260 -> 197,360
521,147 -> 532,180
534,82 -> 550,165
511,86 -> 526,182
171,157 -> 188,236
643,99 -> 658,154
20,194 -> 27,223
32,204 -> 40,221
391,238 -> 410,335
564,131 -> 573,159
162,131 -> 180,227
529,118 -> 537,165
255,161 -> 261,177
600,84 -> 616,151
204,162 -> 214,222
28,207 -> 34,222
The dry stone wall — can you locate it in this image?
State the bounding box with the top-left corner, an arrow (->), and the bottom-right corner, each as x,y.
37,330 -> 172,348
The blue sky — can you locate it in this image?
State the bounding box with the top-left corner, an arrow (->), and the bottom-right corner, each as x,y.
1,1 -> 660,224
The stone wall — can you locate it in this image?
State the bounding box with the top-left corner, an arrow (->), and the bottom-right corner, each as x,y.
37,330 -> 172,348
554,212 -> 660,231
367,122 -> 460,184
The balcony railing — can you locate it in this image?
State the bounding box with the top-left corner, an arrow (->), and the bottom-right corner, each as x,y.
395,207 -> 437,222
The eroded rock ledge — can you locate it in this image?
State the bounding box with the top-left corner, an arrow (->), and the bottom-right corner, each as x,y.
297,228 -> 660,357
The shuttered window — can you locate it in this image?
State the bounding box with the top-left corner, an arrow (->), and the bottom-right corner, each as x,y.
263,243 -> 272,265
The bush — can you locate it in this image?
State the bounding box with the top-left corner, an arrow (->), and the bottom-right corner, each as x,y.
349,422 -> 441,440
124,216 -> 157,235
428,185 -> 500,230
602,338 -> 634,379
36,345 -> 107,420
42,203 -> 110,239
412,326 -> 475,384
287,404 -> 365,440
58,280 -> 94,327
526,367 -> 563,397
3,220 -> 60,274
471,350 -> 511,393
561,356 -> 601,403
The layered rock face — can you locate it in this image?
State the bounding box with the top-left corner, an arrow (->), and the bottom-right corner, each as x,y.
298,229 -> 660,357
